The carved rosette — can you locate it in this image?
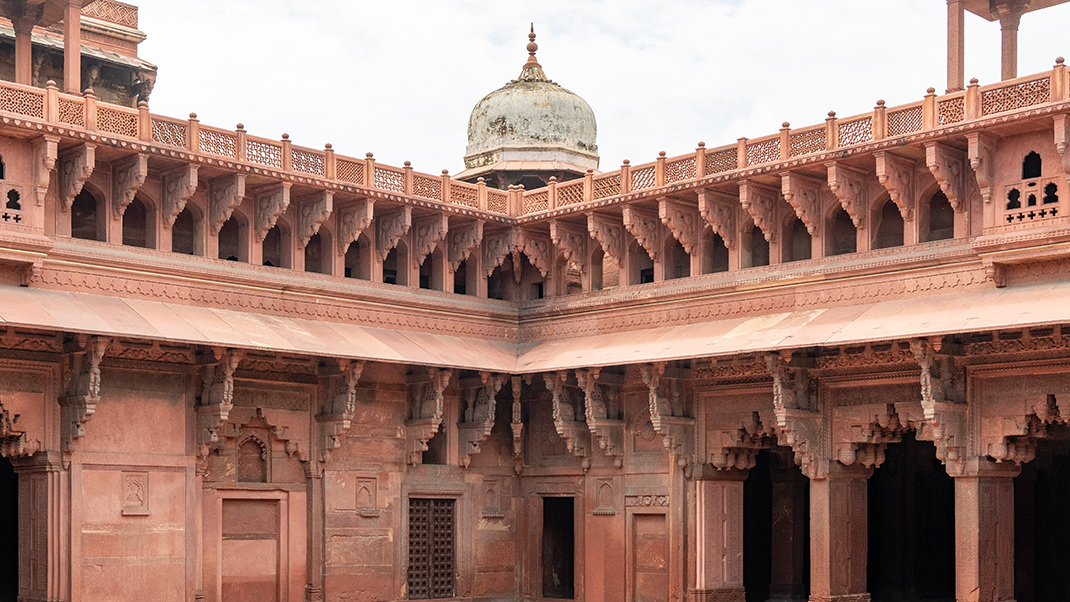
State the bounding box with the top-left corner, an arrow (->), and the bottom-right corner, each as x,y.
576,368 -> 624,467
549,220 -> 588,273
336,198 -> 373,255
32,135 -> 58,207
254,183 -> 291,242
622,204 -> 661,261
658,197 -> 699,255
639,363 -> 696,470
764,353 -> 824,478
196,348 -> 243,463
966,133 -> 996,205
874,151 -> 916,220
375,206 -> 412,261
404,367 -> 452,466
925,142 -> 967,211
458,372 -> 507,468
739,180 -> 780,242
317,359 -> 364,464
59,335 -> 110,460
543,371 -> 590,470
162,164 -> 198,227
697,188 -> 737,249
296,191 -> 333,249
112,153 -> 149,218
410,214 -> 448,270
448,220 -> 483,271
510,375 -> 524,474
0,396 -> 38,457
209,173 -> 246,234
587,212 -> 626,267
780,171 -> 824,235
481,227 -> 519,278
826,162 -> 868,228
59,143 -> 95,211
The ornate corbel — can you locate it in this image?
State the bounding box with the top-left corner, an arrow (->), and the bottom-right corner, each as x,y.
458,372 -> 507,468
196,347 -> 243,462
739,180 -> 780,242
587,212 -> 626,267
639,363 -> 696,469
510,375 -> 524,474
59,335 -> 110,460
827,162 -> 868,228
404,367 -> 452,466
162,164 -> 198,227
336,197 -> 374,255
317,359 -> 364,464
781,171 -> 824,235
874,151 -> 916,220
622,204 -> 661,261
697,188 -> 737,249
764,352 -> 824,478
576,368 -> 624,467
296,191 -> 333,248
518,229 -> 553,278
112,153 -> 148,218
543,371 -> 590,469
925,141 -> 968,211
658,197 -> 700,255
375,205 -> 412,261
832,403 -> 910,469
549,219 -> 589,274
253,183 -> 291,242
910,339 -> 967,475
209,173 -> 246,234
59,143 -> 95,211
448,220 -> 483,271
0,396 -> 38,458
966,132 -> 997,205
410,214 -> 448,270
1055,114 -> 1070,181
707,411 -> 775,471
32,135 -> 59,207
481,227 -> 519,278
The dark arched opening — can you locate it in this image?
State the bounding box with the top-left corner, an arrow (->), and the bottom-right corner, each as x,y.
0,457 -> 16,602
785,219 -> 811,262
707,233 -> 729,273
172,208 -> 196,255
744,225 -> 769,268
1022,151 -> 1042,180
926,191 -> 954,242
744,448 -> 809,602
122,197 -> 149,248
873,200 -> 904,249
828,209 -> 856,256
218,217 -> 242,261
71,189 -> 102,241
262,226 -> 283,267
304,233 -> 326,274
1015,430 -> 1070,602
454,259 -> 468,295
665,237 -> 689,280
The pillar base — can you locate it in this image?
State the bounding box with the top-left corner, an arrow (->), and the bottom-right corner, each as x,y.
808,595 -> 871,602
687,587 -> 746,602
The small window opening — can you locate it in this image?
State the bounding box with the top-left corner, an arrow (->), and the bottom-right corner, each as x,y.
829,209 -> 856,256
454,259 -> 468,295
542,497 -> 575,599
304,233 -> 325,274
1044,183 -> 1059,205
383,247 -> 399,285
1023,151 -> 1042,180
786,219 -> 811,262
874,200 -> 904,250
419,256 -> 433,290
172,208 -> 195,255
927,191 -> 955,242
218,216 -> 242,262
5,190 -> 19,211
1007,188 -> 1022,210
262,226 -> 282,267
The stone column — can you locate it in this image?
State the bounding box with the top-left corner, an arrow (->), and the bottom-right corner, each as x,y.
13,14 -> 35,86
947,0 -> 966,91
809,463 -> 872,602
63,0 -> 82,94
690,469 -> 747,602
999,10 -> 1022,81
770,451 -> 809,602
954,462 -> 1019,602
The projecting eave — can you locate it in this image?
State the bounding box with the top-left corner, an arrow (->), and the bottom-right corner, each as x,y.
963,0 -> 1070,21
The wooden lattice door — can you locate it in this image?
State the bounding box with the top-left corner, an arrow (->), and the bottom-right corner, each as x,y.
408,498 -> 455,599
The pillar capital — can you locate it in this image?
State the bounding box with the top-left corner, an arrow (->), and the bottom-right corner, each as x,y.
954,456 -> 1022,479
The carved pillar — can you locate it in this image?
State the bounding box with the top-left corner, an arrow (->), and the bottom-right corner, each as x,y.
770,450 -> 809,602
953,461 -> 1019,602
11,453 -> 66,602
63,0 -> 82,94
947,0 -> 966,92
809,464 -> 872,602
690,467 -> 747,602
13,14 -> 34,86
999,8 -> 1022,81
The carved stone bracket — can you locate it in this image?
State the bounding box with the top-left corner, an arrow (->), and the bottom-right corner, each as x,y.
658,197 -> 700,255
697,188 -> 737,249
195,347 -> 243,463
518,229 -> 553,278
966,132 -> 997,205
739,180 -> 780,242
781,171 -> 824,235
576,368 -> 625,467
32,135 -> 58,207
253,183 -> 291,242
833,403 -> 910,469
827,162 -> 868,228
510,375 -> 524,474
59,143 -> 95,211
764,352 -> 824,478
1055,114 -> 1070,181
706,410 -> 776,471
296,191 -> 333,249
639,363 -> 696,470
375,205 -> 412,261
875,151 -> 916,220
209,173 -> 246,234
0,396 -> 39,457
543,371 -> 590,470
410,214 -> 448,270
112,153 -> 148,219
622,204 -> 662,261
336,197 -> 374,255
448,220 -> 482,271
458,372 -> 507,468
925,141 -> 968,211
59,335 -> 110,461
549,219 -> 588,273
587,212 -> 626,267
404,367 -> 453,466
162,164 -> 198,227
482,227 -> 519,278
910,339 -> 967,475
317,359 -> 365,464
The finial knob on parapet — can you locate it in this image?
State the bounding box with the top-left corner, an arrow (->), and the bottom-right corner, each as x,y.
526,24 -> 540,67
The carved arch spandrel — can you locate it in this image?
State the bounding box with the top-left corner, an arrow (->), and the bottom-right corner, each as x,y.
112,153 -> 149,219
826,162 -> 869,228
587,212 -> 626,268
317,359 -> 364,465
658,197 -> 700,255
448,220 -> 482,271
59,334 -> 110,461
410,214 -> 449,270
576,367 -> 624,467
209,173 -> 246,234
909,339 -> 966,475
622,204 -> 662,261
295,190 -> 333,249
925,141 -> 968,211
739,180 -> 781,243
336,197 -> 373,256
764,352 -> 824,478
481,227 -> 518,278
697,188 -> 738,249
162,163 -> 198,228
375,205 -> 412,261
875,151 -> 917,220
549,219 -> 588,274
780,171 -> 824,235
639,362 -> 697,471
517,229 -> 553,278
196,347 -> 243,463
253,183 -> 291,242
59,143 -> 95,211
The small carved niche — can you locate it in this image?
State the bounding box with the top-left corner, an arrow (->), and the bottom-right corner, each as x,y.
237,436 -> 267,483
121,471 -> 149,516
593,479 -> 616,516
482,477 -> 505,518
355,477 -> 380,518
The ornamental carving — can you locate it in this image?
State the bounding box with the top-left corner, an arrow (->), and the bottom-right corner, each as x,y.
482,227 -> 519,278
448,220 -> 482,271
162,164 -> 198,227
296,191 -> 333,249
925,141 -> 967,211
59,143 -> 95,211
622,204 -> 661,261
254,184 -> 291,242
410,214 -> 448,269
549,219 -> 588,273
511,375 -> 524,474
587,212 -> 626,267
765,352 -> 823,478
111,153 -> 148,218
639,362 -> 696,469
458,372 -> 507,468
697,188 -> 737,249
875,151 -> 916,220
910,339 -> 967,474
375,205 -> 412,261
196,347 -> 243,462
576,368 -> 624,467
967,132 -> 997,205
209,173 -> 245,234
706,410 -> 776,471
658,197 -> 700,255
59,335 -> 110,459
543,371 -> 590,470
317,359 -> 364,464
827,162 -> 868,228
0,395 -> 38,457
336,198 -> 374,255
780,171 -> 824,235
32,135 -> 58,207
739,180 -> 780,243
518,229 -> 553,278
405,367 -> 452,466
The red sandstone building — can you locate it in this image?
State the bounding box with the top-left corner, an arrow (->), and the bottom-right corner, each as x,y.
0,1 -> 1068,601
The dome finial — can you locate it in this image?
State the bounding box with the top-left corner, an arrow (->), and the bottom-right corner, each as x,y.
526,24 -> 540,68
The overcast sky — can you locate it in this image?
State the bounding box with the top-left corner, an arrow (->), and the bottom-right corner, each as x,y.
138,1 -> 1070,176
